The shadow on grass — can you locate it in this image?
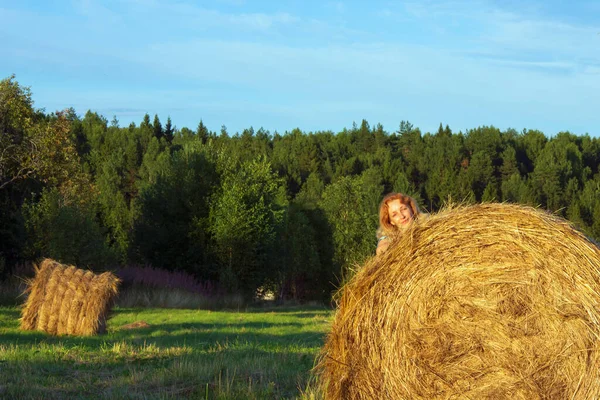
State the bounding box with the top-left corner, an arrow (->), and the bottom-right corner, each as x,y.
0,306 -> 329,399
0,325 -> 328,351
245,305 -> 332,314
0,307 -> 330,351
0,345 -> 317,399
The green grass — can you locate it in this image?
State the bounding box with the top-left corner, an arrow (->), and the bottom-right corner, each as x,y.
0,305 -> 332,399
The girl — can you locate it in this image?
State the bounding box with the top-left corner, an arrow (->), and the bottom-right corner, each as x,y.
376,193 -> 421,255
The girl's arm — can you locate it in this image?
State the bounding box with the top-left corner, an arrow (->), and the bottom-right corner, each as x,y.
376,236 -> 390,255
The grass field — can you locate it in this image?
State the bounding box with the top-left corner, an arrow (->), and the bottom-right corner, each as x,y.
0,305 -> 332,399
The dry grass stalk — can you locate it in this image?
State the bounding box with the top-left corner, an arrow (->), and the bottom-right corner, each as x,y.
318,203 -> 600,399
20,259 -> 120,336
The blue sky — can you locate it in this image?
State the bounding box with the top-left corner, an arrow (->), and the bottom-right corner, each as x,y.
1,0 -> 599,136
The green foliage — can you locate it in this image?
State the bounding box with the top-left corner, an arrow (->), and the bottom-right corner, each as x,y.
95,150 -> 133,259
3,75 -> 600,303
295,172 -> 325,209
465,151 -> 495,201
500,146 -> 519,179
164,116 -> 174,143
152,114 -> 163,141
1,78 -> 83,192
531,134 -> 583,213
22,188 -> 117,269
81,111 -> 108,159
274,205 -> 322,301
481,182 -> 498,202
0,74 -> 34,135
501,173 -> 527,204
0,192 -> 26,277
138,136 -> 169,184
272,128 -> 320,195
0,75 -> 36,189
422,129 -> 465,208
319,169 -> 383,280
131,142 -> 218,276
391,171 -> 422,206
518,129 -> 548,174
209,156 -> 285,297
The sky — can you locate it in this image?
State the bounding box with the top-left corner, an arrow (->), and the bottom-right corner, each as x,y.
1,0 -> 599,137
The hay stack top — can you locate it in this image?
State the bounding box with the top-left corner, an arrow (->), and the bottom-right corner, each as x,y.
319,203 -> 600,399
21,259 -> 120,336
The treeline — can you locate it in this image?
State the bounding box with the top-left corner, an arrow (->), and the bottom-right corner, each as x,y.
2,75 -> 600,302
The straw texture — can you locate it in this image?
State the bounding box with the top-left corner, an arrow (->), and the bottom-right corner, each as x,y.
20,259 -> 120,336
318,203 -> 600,399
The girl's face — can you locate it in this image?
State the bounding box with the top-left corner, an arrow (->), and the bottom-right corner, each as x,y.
387,199 -> 414,227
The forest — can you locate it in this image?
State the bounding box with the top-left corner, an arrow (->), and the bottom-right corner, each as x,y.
2,74 -> 600,303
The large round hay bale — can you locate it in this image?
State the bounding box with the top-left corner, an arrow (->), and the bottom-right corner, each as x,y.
318,203 -> 600,399
20,259 -> 120,336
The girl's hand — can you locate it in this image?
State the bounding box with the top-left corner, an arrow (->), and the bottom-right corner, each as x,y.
376,238 -> 390,255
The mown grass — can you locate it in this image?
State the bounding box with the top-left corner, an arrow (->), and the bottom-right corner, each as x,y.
0,305 -> 332,399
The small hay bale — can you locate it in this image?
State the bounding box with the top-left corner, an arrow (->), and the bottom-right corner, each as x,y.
20,259 -> 120,336
120,320 -> 151,330
318,203 -> 600,399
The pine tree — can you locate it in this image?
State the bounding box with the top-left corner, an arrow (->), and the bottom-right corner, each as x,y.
164,116 -> 174,144
196,120 -> 209,144
153,114 -> 163,141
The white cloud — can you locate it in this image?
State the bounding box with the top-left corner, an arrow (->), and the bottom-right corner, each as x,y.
481,15 -> 598,53
387,0 -> 600,79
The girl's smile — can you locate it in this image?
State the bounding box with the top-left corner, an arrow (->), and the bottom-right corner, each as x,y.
387,199 -> 414,227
